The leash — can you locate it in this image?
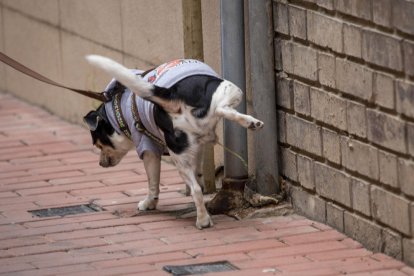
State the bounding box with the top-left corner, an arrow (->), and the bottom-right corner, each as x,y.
0,51 -> 109,102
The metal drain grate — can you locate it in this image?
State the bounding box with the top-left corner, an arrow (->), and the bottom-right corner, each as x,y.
163,261 -> 238,275
29,204 -> 101,217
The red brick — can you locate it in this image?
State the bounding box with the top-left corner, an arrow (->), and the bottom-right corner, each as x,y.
0,170 -> 85,185
0,160 -> 63,172
24,212 -> 116,228
16,181 -> 104,196
136,238 -> 224,256
349,270 -> 407,276
49,171 -> 138,185
94,252 -> 191,268
234,255 -> 310,269
0,236 -> 49,250
3,237 -> 108,257
248,240 -> 348,259
281,229 -> 346,245
307,248 -> 372,261
0,263 -> 36,274
186,239 -> 285,257
46,225 -> 140,241
33,251 -> 130,268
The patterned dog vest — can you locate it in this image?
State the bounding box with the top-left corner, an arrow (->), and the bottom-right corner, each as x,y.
104,60 -> 219,159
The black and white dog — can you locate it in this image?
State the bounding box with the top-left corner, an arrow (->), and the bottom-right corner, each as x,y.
83,55 -> 264,229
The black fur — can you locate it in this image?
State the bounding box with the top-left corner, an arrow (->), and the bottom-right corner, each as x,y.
153,105 -> 188,154
152,75 -> 223,118
87,104 -> 116,148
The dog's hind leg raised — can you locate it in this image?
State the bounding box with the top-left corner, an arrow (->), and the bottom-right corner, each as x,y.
213,80 -> 264,130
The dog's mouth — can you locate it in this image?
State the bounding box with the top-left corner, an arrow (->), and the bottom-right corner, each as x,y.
99,156 -> 119,168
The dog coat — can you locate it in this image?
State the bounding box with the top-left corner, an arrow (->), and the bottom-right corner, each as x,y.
104,60 -> 219,159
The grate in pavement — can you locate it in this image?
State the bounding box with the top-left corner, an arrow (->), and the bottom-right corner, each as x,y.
163,261 -> 238,275
29,204 -> 101,217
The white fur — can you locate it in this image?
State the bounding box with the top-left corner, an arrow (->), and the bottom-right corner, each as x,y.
86,55 -> 154,98
87,55 -> 264,229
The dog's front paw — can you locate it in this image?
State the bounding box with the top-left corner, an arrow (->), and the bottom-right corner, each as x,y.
137,197 -> 158,211
196,214 -> 214,230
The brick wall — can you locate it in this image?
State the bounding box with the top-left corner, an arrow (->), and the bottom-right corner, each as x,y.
274,0 -> 414,265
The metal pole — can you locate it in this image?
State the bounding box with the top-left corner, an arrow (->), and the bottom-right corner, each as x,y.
220,0 -> 248,180
248,0 -> 279,194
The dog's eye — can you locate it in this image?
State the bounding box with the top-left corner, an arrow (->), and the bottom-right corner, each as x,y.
95,144 -> 103,150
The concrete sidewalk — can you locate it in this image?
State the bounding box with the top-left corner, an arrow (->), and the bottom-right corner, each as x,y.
0,91 -> 413,276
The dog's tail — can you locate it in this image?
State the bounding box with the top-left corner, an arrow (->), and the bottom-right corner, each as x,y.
86,55 -> 154,98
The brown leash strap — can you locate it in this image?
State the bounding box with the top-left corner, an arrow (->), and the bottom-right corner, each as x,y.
0,51 -> 108,102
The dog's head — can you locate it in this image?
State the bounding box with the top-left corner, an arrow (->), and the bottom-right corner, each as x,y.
83,104 -> 133,167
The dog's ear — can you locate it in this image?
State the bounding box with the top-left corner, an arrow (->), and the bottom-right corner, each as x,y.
83,111 -> 101,131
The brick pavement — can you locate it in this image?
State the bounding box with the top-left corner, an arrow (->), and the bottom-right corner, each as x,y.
0,92 -> 413,276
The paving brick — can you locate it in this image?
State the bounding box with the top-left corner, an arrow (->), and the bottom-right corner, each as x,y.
374,72 -> 395,109
344,212 -> 382,252
393,0 -> 414,36
310,88 -> 347,130
314,162 -> 351,207
288,5 -> 306,40
307,248 -> 370,261
362,30 -> 403,72
343,24 -> 362,58
248,240 -> 347,259
286,114 -> 322,156
367,109 -> 406,154
293,81 -> 310,116
335,0 -> 372,20
336,58 -> 373,101
371,186 -> 411,235
281,229 -> 345,245
396,80 -> 414,119
297,154 -> 315,190
234,255 -> 310,270
378,151 -> 398,189
398,159 -> 414,197
307,11 -> 342,52
186,239 -> 285,257
347,101 -> 367,138
341,137 -> 379,180
318,52 -> 335,88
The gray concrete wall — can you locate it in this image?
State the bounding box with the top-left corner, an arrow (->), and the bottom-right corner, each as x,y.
0,0 -> 190,124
